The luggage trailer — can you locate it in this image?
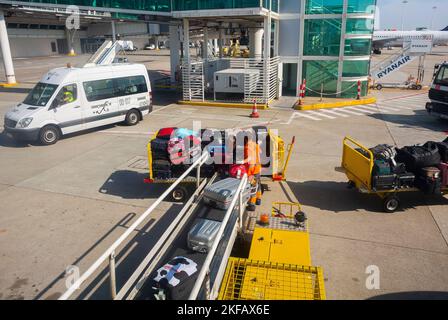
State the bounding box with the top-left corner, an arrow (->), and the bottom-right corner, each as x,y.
144,128 -> 296,202
59,152 -> 252,300
342,136 -> 448,213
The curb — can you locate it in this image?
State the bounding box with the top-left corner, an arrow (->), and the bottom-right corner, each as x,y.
295,97 -> 377,111
178,100 -> 270,110
0,82 -> 19,88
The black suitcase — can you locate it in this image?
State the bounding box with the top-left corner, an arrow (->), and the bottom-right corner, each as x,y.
151,138 -> 170,160
396,144 -> 441,172
393,162 -> 407,174
372,174 -> 397,190
146,256 -> 199,300
153,160 -> 172,179
397,172 -> 415,188
415,176 -> 442,195
428,141 -> 448,163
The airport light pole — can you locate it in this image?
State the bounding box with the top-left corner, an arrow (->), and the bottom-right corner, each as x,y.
431,6 -> 437,30
401,0 -> 408,31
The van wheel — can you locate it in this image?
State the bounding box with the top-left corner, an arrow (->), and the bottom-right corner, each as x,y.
171,186 -> 189,202
125,109 -> 140,126
39,125 -> 60,145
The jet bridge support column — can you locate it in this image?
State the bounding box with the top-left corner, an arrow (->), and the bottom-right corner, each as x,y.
170,24 -> 181,83
0,10 -> 16,86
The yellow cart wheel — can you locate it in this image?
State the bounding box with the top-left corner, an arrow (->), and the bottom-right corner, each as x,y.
383,194 -> 400,213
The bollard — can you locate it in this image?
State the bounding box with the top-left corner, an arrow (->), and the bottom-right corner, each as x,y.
357,80 -> 361,100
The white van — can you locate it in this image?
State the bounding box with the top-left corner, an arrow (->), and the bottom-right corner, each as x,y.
3,63 -> 152,145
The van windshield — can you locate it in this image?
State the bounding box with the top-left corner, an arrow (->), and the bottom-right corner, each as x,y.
434,65 -> 448,86
23,82 -> 58,107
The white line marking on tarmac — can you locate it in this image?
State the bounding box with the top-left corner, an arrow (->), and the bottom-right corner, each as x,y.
294,112 -> 322,121
321,109 -> 349,117
335,108 -> 364,116
346,106 -> 375,114
98,130 -> 155,136
307,110 -> 336,119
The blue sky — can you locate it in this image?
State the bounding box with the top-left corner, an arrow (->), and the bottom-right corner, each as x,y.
377,0 -> 447,30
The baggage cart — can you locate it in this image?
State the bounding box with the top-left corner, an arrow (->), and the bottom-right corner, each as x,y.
145,128 -> 295,201
341,136 -> 448,213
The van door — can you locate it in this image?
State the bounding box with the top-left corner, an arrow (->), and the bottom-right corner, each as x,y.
51,83 -> 85,134
82,78 -> 120,129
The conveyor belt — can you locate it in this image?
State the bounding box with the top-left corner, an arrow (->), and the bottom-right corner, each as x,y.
133,196 -> 242,300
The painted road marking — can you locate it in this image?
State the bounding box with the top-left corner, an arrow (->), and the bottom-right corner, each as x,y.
307,110 -> 336,119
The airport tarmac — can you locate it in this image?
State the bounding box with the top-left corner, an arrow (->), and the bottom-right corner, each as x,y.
0,50 -> 447,300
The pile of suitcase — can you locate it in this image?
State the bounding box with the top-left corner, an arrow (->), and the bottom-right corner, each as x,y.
370,138 -> 448,194
150,127 -> 207,180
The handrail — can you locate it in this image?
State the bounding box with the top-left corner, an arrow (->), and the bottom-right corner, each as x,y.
188,174 -> 248,300
59,152 -> 210,300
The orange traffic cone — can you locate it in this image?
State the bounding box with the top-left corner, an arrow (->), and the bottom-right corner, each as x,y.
250,99 -> 260,118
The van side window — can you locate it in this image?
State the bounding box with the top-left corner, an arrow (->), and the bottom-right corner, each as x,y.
114,76 -> 148,97
54,84 -> 77,107
83,79 -> 115,102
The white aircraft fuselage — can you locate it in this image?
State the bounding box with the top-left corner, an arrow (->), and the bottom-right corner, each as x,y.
373,30 -> 448,49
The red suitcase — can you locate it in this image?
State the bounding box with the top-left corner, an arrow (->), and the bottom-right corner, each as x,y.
437,163 -> 448,186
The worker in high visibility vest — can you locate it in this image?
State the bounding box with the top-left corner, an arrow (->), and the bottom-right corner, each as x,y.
244,135 -> 262,212
63,87 -> 75,104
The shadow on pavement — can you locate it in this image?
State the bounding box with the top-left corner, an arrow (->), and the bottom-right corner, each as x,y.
0,87 -> 32,94
287,180 -> 448,213
75,203 -> 183,300
368,291 -> 448,300
99,170 -> 169,200
368,109 -> 448,133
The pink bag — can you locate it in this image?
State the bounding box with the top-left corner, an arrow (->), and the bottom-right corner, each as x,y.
437,163 -> 448,186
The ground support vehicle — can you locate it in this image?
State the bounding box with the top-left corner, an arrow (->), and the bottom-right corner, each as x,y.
341,136 -> 447,213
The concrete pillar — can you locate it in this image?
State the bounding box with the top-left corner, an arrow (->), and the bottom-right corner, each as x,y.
155,36 -> 159,50
0,10 -> 16,85
169,25 -> 181,83
66,29 -> 76,56
183,19 -> 190,62
111,20 -> 116,42
249,28 -> 264,59
263,17 -> 271,60
218,26 -> 224,58
203,27 -> 208,60
213,39 -> 218,56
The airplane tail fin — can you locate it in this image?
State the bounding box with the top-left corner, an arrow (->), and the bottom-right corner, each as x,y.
442,26 -> 448,31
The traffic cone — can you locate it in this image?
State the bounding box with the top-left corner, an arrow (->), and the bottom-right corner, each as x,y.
250,99 -> 260,118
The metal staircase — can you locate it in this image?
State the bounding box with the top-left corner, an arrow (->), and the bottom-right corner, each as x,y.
370,43 -> 417,80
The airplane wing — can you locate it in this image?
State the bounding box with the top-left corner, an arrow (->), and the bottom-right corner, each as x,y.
372,37 -> 400,49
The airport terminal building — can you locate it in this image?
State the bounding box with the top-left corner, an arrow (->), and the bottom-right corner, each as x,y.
0,1 -> 376,101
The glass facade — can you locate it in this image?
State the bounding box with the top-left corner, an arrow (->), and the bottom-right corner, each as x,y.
19,0 -> 171,12
303,19 -> 342,56
305,0 -> 343,14
22,0 -> 278,13
346,18 -> 374,34
303,60 -> 339,96
303,0 -> 376,98
347,0 -> 376,14
344,38 -> 371,56
342,60 -> 369,77
173,0 -> 278,12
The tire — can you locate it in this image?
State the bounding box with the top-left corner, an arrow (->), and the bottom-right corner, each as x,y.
39,125 -> 60,145
125,109 -> 140,126
416,85 -> 422,90
375,84 -> 383,91
171,186 -> 189,202
383,195 -> 400,213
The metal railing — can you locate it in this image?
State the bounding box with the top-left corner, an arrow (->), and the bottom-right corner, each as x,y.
188,174 -> 248,300
59,152 -> 210,300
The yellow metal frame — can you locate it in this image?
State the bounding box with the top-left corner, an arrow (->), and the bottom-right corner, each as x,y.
270,131 -> 295,181
342,136 -> 448,197
147,130 -> 159,181
218,258 -> 326,300
342,136 -> 374,191
271,201 -> 302,219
